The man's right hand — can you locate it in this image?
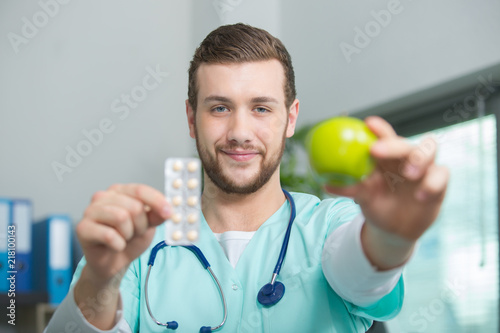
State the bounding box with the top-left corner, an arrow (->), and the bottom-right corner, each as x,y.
73,183 -> 171,329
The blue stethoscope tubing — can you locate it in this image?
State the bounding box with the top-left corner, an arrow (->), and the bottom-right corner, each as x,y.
257,189 -> 296,306
144,189 -> 296,332
145,242 -> 226,332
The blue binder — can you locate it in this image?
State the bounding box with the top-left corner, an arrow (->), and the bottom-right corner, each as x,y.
33,215 -> 72,305
0,198 -> 11,293
11,199 -> 32,292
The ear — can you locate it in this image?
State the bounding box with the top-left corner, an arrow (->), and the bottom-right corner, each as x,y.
286,99 -> 300,138
186,99 -> 196,139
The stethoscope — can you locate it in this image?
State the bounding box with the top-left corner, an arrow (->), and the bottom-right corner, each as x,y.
144,189 -> 296,332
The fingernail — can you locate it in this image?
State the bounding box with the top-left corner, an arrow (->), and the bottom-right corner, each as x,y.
112,237 -> 126,252
403,164 -> 418,179
161,205 -> 171,219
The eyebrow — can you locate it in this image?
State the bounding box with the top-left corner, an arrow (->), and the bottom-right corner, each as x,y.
250,96 -> 279,104
203,95 -> 280,105
203,95 -> 232,104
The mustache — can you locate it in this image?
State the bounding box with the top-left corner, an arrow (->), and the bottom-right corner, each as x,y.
216,143 -> 264,154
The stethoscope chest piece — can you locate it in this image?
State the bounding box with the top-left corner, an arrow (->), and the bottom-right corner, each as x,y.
257,281 -> 285,306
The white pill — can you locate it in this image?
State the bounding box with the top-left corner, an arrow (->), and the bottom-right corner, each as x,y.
187,230 -> 198,242
187,196 -> 198,206
172,178 -> 183,189
187,161 -> 198,172
172,196 -> 183,206
173,160 -> 183,171
171,213 -> 182,223
187,178 -> 199,189
187,213 -> 198,224
172,230 -> 183,241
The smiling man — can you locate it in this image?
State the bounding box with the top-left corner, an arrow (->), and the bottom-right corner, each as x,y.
46,23 -> 448,332
190,59 -> 298,234
193,62 -> 291,193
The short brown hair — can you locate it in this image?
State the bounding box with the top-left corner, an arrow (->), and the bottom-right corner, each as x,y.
188,23 -> 296,111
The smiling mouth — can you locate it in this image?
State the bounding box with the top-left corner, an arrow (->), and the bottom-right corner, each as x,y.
220,149 -> 261,162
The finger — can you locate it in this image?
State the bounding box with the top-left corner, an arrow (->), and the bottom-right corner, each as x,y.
94,192 -> 150,235
415,165 -> 449,202
402,137 -> 437,181
84,204 -> 134,241
77,218 -> 126,252
370,137 -> 413,160
365,116 -> 397,139
108,184 -> 170,225
90,190 -> 107,203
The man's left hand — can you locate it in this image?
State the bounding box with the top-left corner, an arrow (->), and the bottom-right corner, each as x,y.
325,116 -> 449,269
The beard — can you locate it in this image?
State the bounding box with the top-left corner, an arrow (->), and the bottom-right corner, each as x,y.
195,129 -> 287,195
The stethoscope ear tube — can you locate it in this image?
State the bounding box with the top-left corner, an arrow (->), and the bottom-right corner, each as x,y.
145,264 -> 178,330
148,241 -> 167,266
145,241 -> 179,329
145,242 -> 227,331
183,245 -> 211,269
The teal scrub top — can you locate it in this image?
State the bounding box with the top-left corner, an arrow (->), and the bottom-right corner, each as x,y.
71,192 -> 404,332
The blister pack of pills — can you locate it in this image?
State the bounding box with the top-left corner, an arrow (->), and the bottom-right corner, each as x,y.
164,157 -> 201,245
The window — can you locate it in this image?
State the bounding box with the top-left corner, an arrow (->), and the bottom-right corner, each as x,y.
386,114 -> 498,333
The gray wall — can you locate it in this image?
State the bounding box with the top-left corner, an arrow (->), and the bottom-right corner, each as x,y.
279,0 -> 500,124
1,1 -> 195,223
1,0 -> 500,222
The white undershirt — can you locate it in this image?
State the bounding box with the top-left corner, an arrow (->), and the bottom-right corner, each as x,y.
213,230 -> 256,268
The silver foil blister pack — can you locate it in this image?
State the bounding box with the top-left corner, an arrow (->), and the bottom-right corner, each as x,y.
164,157 -> 201,245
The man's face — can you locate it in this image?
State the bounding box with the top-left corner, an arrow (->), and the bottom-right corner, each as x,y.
186,60 -> 298,195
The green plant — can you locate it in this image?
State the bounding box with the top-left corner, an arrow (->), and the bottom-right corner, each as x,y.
280,124 -> 324,198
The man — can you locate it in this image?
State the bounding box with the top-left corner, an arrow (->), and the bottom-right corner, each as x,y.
46,23 -> 448,332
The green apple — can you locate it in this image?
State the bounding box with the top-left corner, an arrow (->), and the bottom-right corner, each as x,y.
305,116 -> 377,186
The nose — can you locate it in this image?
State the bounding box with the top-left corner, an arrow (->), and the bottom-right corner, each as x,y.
227,110 -> 255,144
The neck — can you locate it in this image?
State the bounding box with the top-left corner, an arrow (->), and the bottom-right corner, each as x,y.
201,173 -> 286,233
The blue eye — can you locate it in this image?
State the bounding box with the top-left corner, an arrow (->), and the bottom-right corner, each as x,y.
255,107 -> 269,114
213,106 -> 228,113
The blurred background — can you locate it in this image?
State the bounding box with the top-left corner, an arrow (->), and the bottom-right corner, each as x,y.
1,0 -> 499,332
